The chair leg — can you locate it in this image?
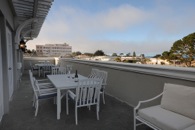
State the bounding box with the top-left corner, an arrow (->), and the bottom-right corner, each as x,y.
102,91 -> 105,104
66,93 -> 69,115
134,109 -> 137,130
96,104 -> 99,120
32,95 -> 35,107
75,106 -> 78,125
35,100 -> 39,116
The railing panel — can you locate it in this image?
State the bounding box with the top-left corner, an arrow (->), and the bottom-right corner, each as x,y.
59,58 -> 195,107
23,57 -> 195,107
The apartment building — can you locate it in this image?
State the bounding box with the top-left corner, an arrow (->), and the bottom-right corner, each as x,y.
36,43 -> 72,57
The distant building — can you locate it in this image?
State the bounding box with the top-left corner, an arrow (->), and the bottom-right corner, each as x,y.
36,43 -> 72,57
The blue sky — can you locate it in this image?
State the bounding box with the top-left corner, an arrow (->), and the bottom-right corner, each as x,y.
27,0 -> 195,56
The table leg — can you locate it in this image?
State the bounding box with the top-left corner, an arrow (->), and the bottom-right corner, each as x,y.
57,89 -> 61,120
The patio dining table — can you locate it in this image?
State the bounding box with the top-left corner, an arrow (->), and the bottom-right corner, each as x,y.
35,63 -> 55,77
47,74 -> 88,120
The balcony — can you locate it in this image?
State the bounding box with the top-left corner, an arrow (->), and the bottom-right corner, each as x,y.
1,57 -> 194,130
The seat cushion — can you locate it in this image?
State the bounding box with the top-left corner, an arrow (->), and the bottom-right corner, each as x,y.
183,124 -> 195,130
161,83 -> 195,120
138,105 -> 195,130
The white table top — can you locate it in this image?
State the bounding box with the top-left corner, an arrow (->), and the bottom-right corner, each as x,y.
47,74 -> 88,89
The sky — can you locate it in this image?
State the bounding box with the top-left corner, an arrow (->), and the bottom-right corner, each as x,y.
27,0 -> 195,56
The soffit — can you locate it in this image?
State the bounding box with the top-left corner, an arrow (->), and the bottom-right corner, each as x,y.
10,0 -> 54,40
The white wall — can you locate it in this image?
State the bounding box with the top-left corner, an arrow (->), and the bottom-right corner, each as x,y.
59,58 -> 195,107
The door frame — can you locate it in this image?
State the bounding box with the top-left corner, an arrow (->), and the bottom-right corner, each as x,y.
6,27 -> 14,101
0,27 -> 4,121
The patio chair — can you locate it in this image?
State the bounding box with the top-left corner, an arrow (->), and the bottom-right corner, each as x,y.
29,70 -> 57,116
42,65 -> 52,77
98,70 -> 108,104
66,65 -> 72,74
88,69 -> 108,104
66,78 -> 103,125
29,70 -> 53,87
51,66 -> 60,75
51,66 -> 66,75
29,61 -> 38,74
58,66 -> 66,74
88,68 -> 99,78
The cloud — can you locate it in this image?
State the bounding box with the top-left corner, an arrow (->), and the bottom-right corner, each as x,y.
27,1 -> 195,56
47,4 -> 149,34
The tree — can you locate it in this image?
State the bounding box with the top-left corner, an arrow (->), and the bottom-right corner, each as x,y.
133,51 -> 136,57
161,51 -> 170,60
83,53 -> 93,57
126,52 -> 131,56
94,50 -> 105,56
153,54 -> 161,58
112,53 -> 117,56
140,54 -> 145,58
119,53 -> 124,56
26,49 -> 32,54
169,32 -> 195,66
72,51 -> 82,56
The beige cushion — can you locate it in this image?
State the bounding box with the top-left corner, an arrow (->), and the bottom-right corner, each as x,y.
184,124 -> 195,130
161,83 -> 195,120
138,105 -> 195,130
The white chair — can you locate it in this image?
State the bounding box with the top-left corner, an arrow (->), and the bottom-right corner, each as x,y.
88,69 -> 108,104
66,78 -> 103,125
51,67 -> 60,75
51,66 -> 66,75
88,68 -> 99,78
29,70 -> 53,88
42,65 -> 52,77
29,70 -> 57,116
58,67 -> 66,74
66,65 -> 72,74
98,70 -> 108,104
29,61 -> 38,74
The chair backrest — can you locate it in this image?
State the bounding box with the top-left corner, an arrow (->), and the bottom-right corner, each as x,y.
58,67 -> 66,74
51,67 -> 60,75
90,69 -> 108,87
29,70 -> 38,99
51,66 -> 66,75
75,79 -> 102,107
66,65 -> 72,74
43,65 -> 52,71
88,68 -> 99,78
99,70 -> 108,86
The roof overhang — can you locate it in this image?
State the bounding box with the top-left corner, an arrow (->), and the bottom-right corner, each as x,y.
9,0 -> 54,41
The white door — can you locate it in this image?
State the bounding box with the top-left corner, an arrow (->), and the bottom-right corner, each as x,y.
6,27 -> 14,101
0,29 -> 4,121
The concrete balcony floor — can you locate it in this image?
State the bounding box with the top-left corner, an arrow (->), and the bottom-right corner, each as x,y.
0,71 -> 151,130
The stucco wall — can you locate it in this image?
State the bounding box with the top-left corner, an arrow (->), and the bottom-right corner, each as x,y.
59,58 -> 195,107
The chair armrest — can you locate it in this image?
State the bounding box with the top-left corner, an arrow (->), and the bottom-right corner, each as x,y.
39,88 -> 56,92
38,82 -> 52,86
134,92 -> 163,110
39,84 -> 54,89
67,90 -> 76,99
37,79 -> 49,82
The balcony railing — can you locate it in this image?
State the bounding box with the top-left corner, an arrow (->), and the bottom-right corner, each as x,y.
23,57 -> 195,107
